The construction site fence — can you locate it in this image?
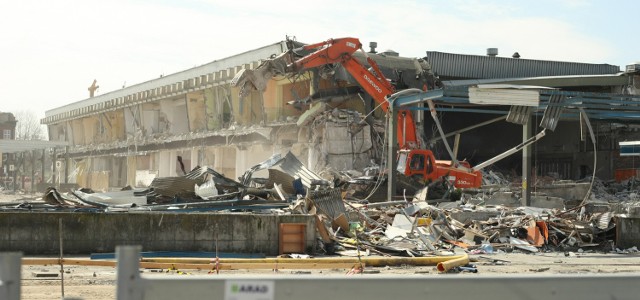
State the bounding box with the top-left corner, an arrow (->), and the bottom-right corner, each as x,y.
2,247 -> 640,300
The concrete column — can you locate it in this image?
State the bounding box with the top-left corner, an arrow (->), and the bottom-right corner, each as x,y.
522,119 -> 532,206
52,148 -> 57,187
12,153 -> 19,192
64,146 -> 69,184
190,149 -> 199,168
158,151 -> 172,177
235,148 -> 247,181
126,156 -> 137,187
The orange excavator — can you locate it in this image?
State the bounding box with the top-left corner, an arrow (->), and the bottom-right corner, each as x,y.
232,37 -> 483,188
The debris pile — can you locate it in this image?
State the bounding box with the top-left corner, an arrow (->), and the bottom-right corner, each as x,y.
2,152 -> 640,261
300,186 -> 639,260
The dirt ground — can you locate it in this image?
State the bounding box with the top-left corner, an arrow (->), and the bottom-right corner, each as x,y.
4,192 -> 640,299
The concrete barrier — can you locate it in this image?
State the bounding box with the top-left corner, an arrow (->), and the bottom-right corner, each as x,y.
0,212 -> 315,255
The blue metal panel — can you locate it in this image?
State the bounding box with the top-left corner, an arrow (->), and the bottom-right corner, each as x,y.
620,142 -> 640,156
429,87 -> 640,123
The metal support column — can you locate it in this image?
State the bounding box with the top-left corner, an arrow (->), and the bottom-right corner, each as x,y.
387,109 -> 398,201
12,153 -> 19,192
65,146 -> 69,184
30,150 -> 35,193
0,252 -> 21,300
522,118 -> 532,206
41,149 -> 46,186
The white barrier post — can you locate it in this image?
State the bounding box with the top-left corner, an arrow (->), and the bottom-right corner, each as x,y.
116,246 -> 143,300
0,252 -> 21,300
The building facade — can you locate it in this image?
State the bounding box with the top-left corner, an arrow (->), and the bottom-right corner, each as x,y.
41,39 -> 639,191
0,112 -> 16,141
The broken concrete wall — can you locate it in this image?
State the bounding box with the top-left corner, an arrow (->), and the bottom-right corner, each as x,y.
176,149 -> 192,174
263,78 -> 281,123
69,119 -> 84,145
323,121 -> 372,169
159,98 -> 189,134
99,110 -> 126,143
262,75 -> 309,122
213,147 -> 237,178
308,114 -> 373,174
0,212 -> 316,255
204,86 -> 231,131
75,157 -> 127,191
141,102 -> 161,135
110,156 -> 127,187
235,144 -> 277,180
198,146 -> 216,168
123,105 -> 142,138
156,149 -> 193,177
233,87 -> 266,126
186,91 -> 207,132
132,154 -> 158,187
81,116 -> 102,145
48,123 -> 66,142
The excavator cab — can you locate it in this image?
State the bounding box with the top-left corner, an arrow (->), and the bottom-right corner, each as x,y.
397,149 -> 435,182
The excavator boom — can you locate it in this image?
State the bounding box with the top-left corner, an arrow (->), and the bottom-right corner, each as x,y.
232,36 -> 481,188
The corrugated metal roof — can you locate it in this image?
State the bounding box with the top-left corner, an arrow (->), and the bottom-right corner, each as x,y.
441,74 -> 628,88
427,51 -> 620,79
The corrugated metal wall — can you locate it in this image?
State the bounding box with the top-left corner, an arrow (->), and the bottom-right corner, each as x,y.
427,51 -> 620,79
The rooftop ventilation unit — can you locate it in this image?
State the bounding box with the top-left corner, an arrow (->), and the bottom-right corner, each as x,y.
487,48 -> 498,56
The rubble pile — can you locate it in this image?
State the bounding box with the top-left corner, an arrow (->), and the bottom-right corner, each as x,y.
299,194 -> 624,258
2,152 -> 640,261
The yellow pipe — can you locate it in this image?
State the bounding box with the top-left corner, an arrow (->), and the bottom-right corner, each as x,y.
436,254 -> 469,272
22,255 -> 468,270
140,255 -> 467,267
21,258 -> 360,270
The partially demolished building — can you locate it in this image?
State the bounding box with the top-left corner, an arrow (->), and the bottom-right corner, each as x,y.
40,38 -> 640,195
11,37 -> 640,258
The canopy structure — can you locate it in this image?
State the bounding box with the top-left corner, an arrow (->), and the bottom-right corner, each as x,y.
0,140 -> 69,153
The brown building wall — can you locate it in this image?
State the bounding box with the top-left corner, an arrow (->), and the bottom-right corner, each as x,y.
0,112 -> 17,140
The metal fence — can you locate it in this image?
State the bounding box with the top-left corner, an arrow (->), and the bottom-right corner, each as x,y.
4,247 -> 640,300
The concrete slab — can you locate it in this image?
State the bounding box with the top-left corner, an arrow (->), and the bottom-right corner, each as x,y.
616,216 -> 640,249
530,195 -> 565,209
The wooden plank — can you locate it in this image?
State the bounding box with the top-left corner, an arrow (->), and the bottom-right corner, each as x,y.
32,272 -> 59,278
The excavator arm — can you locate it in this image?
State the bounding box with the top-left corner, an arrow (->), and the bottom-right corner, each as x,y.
284,37 -> 420,149
231,37 -> 423,149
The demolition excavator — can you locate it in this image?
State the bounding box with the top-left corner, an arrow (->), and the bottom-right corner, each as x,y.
231,37 -> 484,188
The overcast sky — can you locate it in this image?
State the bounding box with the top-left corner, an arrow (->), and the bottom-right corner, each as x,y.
1,0 -> 638,122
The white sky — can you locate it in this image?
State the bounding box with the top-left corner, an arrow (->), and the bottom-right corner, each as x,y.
1,0 -> 638,122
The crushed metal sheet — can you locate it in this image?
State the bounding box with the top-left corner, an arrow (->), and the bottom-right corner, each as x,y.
267,169 -> 296,194
277,151 -> 326,188
308,188 -> 346,220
